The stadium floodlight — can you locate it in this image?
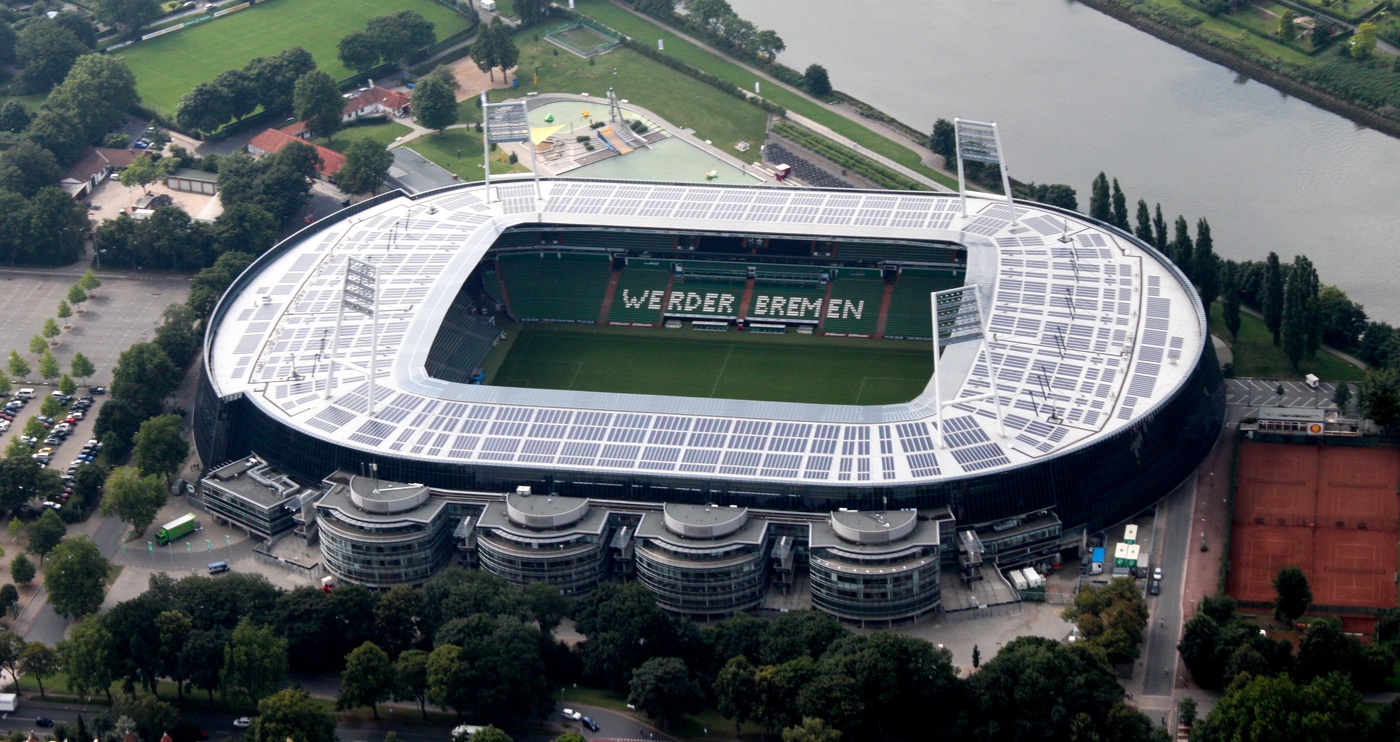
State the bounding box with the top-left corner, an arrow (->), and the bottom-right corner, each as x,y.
481,93 -> 541,203
930,284 -> 1007,449
953,119 -> 1016,225
325,258 -> 381,415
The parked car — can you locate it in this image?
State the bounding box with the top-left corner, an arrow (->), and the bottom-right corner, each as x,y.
1149,579 -> 1161,596
89,387 -> 106,395
1153,567 -> 1163,581
0,420 -> 9,431
232,718 -> 252,729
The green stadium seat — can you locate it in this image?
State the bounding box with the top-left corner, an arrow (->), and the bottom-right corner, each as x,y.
822,271 -> 884,336
498,252 -> 612,322
610,262 -> 672,324
883,269 -> 965,340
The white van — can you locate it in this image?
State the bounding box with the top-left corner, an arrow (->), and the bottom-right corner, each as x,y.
14,389 -> 34,399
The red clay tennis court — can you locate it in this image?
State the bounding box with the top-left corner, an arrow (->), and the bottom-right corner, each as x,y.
1227,441 -> 1399,616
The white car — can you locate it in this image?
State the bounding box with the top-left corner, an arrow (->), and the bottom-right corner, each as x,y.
561,708 -> 582,721
1153,567 -> 1163,581
233,718 -> 252,729
0,420 -> 9,431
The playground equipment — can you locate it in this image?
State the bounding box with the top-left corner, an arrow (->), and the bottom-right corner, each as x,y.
597,128 -> 634,155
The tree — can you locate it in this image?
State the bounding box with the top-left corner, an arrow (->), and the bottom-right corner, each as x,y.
58,614 -> 115,699
293,71 -> 343,142
490,19 -> 518,82
338,30 -> 382,74
754,28 -> 785,61
1089,172 -> 1110,222
181,627 -> 228,702
1278,9 -> 1298,41
713,655 -> 756,736
1273,565 -> 1313,625
1196,672 -> 1368,742
44,54 -> 139,146
0,141 -> 61,197
929,118 -> 955,164
972,644 -> 981,668
37,350 -> 58,382
131,415 -> 188,479
20,641 -> 58,698
514,0 -> 550,26
68,284 -> 87,307
93,0 -> 161,34
1151,203 -> 1168,251
69,353 -> 95,386
80,269 -> 100,293
45,537 -> 108,618
338,139 -> 394,195
1263,252 -> 1284,345
9,553 -> 33,586
337,641 -> 395,719
804,64 -> 832,97
1179,696 -> 1198,728
27,508 -> 65,563
248,688 -> 335,742
367,11 -> 436,66
28,335 -> 45,358
968,637 -> 1131,741
58,374 -> 76,397
6,351 -> 26,381
413,76 -> 458,133
56,301 -> 71,323
628,657 -> 705,730
393,648 -> 430,718
467,729 -> 511,742
16,21 -> 87,93
1109,178 -> 1129,230
1351,21 -> 1378,59
223,617 -> 290,710
119,154 -> 167,195
99,467 -> 168,538
781,717 -> 841,742
1223,261 -> 1242,340
1133,199 -> 1153,245
42,319 -> 59,341
1281,261 -> 1309,369
0,101 -> 29,134
154,609 -> 192,699
0,374 -> 9,398
111,342 -> 178,417
39,396 -> 61,421
1194,218 -> 1220,307
1061,577 -> 1150,665
1170,215 -> 1194,280
1334,382 -> 1352,417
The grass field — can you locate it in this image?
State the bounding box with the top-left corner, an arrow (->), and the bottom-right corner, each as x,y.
1208,303 -> 1365,381
489,323 -> 931,405
570,0 -> 958,189
115,0 -> 473,114
490,35 -> 768,154
402,128 -> 530,179
318,118 -> 413,153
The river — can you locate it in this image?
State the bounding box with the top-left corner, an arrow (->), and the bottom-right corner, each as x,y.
727,0 -> 1400,324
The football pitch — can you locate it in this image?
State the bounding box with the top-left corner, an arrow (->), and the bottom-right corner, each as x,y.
490,324 -> 932,405
115,0 -> 473,114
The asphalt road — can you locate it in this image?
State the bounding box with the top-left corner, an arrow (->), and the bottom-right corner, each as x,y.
1141,477 -> 1193,696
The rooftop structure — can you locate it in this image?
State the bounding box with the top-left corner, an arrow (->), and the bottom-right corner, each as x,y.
196,177 -> 1222,541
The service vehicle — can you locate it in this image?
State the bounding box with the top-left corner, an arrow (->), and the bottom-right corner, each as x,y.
157,513 -> 200,546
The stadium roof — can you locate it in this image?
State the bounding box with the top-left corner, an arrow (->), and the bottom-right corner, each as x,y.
206,178 -> 1205,487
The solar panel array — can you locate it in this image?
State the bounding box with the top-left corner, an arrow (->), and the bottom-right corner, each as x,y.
211,181 -> 1202,486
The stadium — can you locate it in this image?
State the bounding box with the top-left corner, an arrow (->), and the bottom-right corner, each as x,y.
194,177 -> 1224,619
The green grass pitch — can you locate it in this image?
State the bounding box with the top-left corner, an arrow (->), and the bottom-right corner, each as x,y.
490,324 -> 932,405
115,0 -> 473,114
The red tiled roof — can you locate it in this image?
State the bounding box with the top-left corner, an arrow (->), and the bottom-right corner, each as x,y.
247,129 -> 345,177
279,120 -> 309,138
341,85 -> 411,116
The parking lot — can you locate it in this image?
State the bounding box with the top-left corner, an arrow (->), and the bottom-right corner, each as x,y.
0,269 -> 188,387
0,387 -> 107,509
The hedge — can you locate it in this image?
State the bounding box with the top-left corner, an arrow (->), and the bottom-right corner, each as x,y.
772,121 -> 927,191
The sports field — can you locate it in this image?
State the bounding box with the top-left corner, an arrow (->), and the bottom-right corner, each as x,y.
115,0 -> 473,114
489,324 -> 931,405
1227,441 -> 1399,618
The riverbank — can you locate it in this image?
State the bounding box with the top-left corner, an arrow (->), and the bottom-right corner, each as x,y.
1077,0 -> 1400,140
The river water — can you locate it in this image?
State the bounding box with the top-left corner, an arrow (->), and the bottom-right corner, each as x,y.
727,0 -> 1400,323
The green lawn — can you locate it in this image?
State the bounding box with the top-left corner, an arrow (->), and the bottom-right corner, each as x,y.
570,0 -> 957,189
115,0 -> 473,114
489,323 -> 931,405
399,128 -> 529,179
489,35 -> 768,155
1208,303 -> 1365,382
319,118 -> 414,153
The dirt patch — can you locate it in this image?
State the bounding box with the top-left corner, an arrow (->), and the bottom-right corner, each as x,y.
86,177 -> 216,223
444,59 -> 519,101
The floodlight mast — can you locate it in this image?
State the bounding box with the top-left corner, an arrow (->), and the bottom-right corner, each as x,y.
953,119 -> 1017,226
480,92 -> 492,202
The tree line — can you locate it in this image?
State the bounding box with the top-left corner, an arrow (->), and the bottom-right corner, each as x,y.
2,566 -> 1169,741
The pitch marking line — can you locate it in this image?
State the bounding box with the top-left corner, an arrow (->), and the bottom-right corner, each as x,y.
709,344 -> 735,397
